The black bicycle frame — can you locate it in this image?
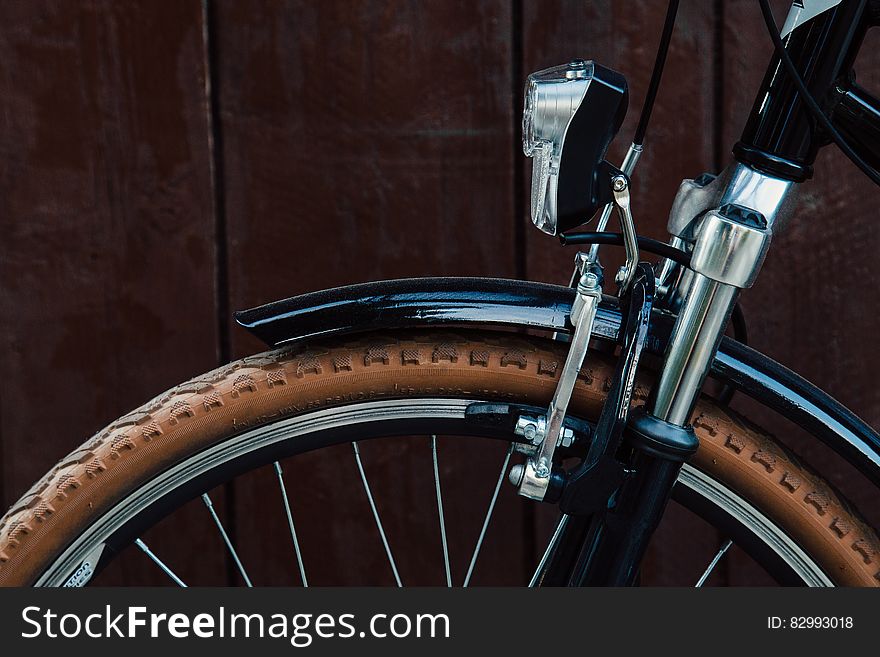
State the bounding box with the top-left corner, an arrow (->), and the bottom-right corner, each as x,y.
735,0 -> 880,180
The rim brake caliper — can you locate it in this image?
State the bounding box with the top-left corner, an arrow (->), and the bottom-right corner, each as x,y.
513,173 -> 644,503
514,261 -> 602,501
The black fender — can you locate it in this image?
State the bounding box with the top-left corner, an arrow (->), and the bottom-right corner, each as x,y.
234,277 -> 642,346
235,277 -> 880,485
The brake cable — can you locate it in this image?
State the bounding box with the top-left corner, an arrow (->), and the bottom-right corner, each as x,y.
633,0 -> 680,147
560,230 -> 691,267
588,0 -> 680,264
757,0 -> 880,186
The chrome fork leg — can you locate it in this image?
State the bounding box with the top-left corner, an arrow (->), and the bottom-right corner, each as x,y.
651,274 -> 739,424
653,162 -> 794,426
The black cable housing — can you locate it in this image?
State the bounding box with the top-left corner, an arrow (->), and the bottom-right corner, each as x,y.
729,302 -> 749,347
560,231 -> 692,268
718,302 -> 750,405
632,0 -> 680,146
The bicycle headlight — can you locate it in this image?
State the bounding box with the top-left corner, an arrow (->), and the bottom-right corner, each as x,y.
522,60 -> 628,236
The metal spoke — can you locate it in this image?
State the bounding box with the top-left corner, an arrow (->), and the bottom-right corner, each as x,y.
135,538 -> 187,587
695,538 -> 733,587
273,462 -> 309,587
463,444 -> 514,587
431,436 -> 452,587
202,493 -> 253,587
528,513 -> 570,587
352,441 -> 402,587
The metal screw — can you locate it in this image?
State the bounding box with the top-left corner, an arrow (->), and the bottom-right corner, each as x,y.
615,265 -> 627,285
523,423 -> 537,442
508,463 -> 525,486
612,175 -> 627,192
580,271 -> 600,290
535,458 -> 550,478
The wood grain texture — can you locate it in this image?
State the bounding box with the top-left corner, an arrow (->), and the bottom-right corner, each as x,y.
216,0 -> 518,312
0,0 -> 221,584
211,0 -> 524,585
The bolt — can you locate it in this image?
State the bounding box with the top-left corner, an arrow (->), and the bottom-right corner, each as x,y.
508,463 -> 525,486
523,423 -> 537,442
612,175 -> 627,192
615,265 -> 628,285
560,428 -> 574,448
535,458 -> 550,478
565,60 -> 590,79
580,271 -> 600,291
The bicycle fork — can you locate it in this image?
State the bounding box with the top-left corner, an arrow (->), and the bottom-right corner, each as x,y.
527,162 -> 795,586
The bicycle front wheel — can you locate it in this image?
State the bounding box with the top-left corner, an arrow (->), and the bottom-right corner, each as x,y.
1,330 -> 878,586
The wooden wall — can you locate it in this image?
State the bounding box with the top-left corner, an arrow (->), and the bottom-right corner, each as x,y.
0,0 -> 877,585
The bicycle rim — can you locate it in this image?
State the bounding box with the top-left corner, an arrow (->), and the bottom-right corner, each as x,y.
34,398 -> 831,587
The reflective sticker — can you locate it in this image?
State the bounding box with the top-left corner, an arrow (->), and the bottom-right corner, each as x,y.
780,0 -> 844,38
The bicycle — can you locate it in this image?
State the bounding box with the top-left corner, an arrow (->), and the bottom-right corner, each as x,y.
2,0 -> 879,587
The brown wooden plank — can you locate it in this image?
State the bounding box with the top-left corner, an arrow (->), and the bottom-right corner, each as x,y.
213,0 -> 522,584
0,0 -> 221,584
720,0 -> 880,576
520,0 -> 721,584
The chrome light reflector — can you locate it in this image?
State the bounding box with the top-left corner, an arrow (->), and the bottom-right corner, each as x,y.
523,61 -> 594,234
522,60 -> 628,236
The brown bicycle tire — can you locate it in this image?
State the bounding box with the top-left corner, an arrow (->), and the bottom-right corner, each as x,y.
1,329 -> 878,586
